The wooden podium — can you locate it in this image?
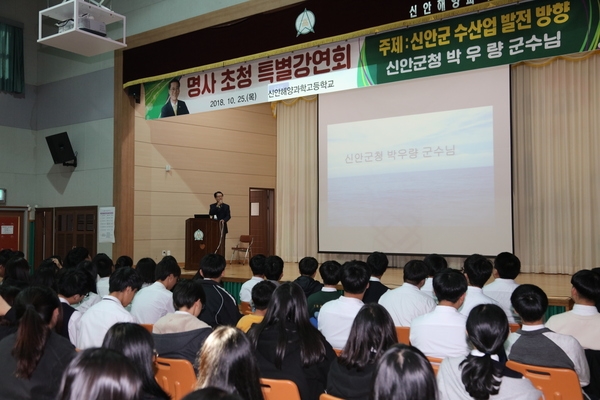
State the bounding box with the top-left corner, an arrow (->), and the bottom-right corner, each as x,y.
185,217 -> 226,270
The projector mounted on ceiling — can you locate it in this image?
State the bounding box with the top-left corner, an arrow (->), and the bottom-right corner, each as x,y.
37,0 -> 126,57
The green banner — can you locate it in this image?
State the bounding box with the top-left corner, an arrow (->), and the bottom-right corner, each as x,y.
359,0 -> 600,86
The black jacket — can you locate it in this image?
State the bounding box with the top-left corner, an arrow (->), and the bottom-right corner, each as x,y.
195,279 -> 241,327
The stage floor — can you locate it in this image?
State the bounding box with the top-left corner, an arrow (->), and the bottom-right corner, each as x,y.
183,262 -> 574,310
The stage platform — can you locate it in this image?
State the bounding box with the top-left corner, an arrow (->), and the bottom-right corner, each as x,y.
182,262 -> 574,311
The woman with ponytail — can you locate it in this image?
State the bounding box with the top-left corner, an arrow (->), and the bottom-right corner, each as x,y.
0,286 -> 76,399
437,304 -> 541,400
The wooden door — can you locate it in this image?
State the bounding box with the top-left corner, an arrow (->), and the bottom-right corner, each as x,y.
0,211 -> 22,251
249,188 -> 275,256
55,206 -> 98,260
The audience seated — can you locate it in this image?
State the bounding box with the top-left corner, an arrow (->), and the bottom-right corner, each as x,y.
71,261 -> 102,313
410,269 -> 470,358
307,260 -> 342,320
102,322 -> 170,400
264,255 -> 284,286
136,257 -> 158,288
371,343 -> 438,400
546,269 -> 600,350
378,260 -> 435,326
437,304 -> 541,400
505,284 -> 590,387
93,253 -> 114,298
57,268 -> 88,345
131,255 -> 180,324
239,254 -> 266,303
30,258 -> 60,291
293,256 -> 323,298
153,279 -> 212,368
318,260 -> 370,349
459,254 -> 500,317
115,255 -> 134,269
421,253 -> 448,299
3,256 -> 31,289
63,247 -> 90,269
248,282 -> 336,400
326,303 -> 397,400
237,280 -> 276,333
0,248 -> 16,279
77,267 -> 142,349
195,254 -> 242,327
196,326 -> 264,400
56,348 -> 141,400
0,286 -> 76,400
362,251 -> 390,304
483,252 -> 521,323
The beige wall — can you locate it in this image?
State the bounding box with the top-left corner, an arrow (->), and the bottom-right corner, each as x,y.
133,100 -> 277,265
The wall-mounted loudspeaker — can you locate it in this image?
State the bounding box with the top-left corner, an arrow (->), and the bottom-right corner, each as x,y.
45,132 -> 77,168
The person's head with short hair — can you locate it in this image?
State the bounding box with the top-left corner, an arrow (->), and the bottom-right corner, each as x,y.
93,253 -> 114,278
403,260 -> 429,286
248,254 -> 266,277
58,268 -> 89,303
200,254 -> 227,280
108,267 -> 143,307
155,255 -> 181,290
173,280 -> 206,316
461,304 -> 509,399
463,254 -> 494,288
102,323 -> 169,400
319,260 -> 342,286
423,253 -> 448,278
367,251 -> 389,278
168,78 -> 181,102
136,257 -> 157,285
64,247 -> 90,269
115,255 -> 133,270
31,260 -> 59,291
196,326 -> 264,400
571,269 -> 600,304
0,249 -> 16,272
493,252 -> 521,280
340,260 -> 370,295
5,257 -> 30,285
371,343 -> 438,400
511,284 -> 548,324
0,285 -> 20,307
251,280 -> 276,311
56,348 -> 142,400
264,255 -> 284,281
433,269 -> 468,305
213,191 -> 224,205
339,303 -> 397,371
76,263 -> 98,295
298,256 -> 318,277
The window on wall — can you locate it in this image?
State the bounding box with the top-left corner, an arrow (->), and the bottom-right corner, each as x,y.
0,21 -> 25,94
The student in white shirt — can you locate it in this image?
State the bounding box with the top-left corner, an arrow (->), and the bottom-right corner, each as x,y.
546,269 -> 600,350
483,252 -> 521,323
131,255 -> 180,324
421,253 -> 448,299
239,254 -> 266,303
78,267 -> 142,349
459,254 -> 500,317
318,260 -> 370,350
410,269 -> 470,358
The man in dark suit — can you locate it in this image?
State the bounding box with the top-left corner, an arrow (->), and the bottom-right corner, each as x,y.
209,191 -> 231,235
160,78 -> 190,118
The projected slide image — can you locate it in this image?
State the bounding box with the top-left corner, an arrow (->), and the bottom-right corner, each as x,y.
327,106 -> 495,227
